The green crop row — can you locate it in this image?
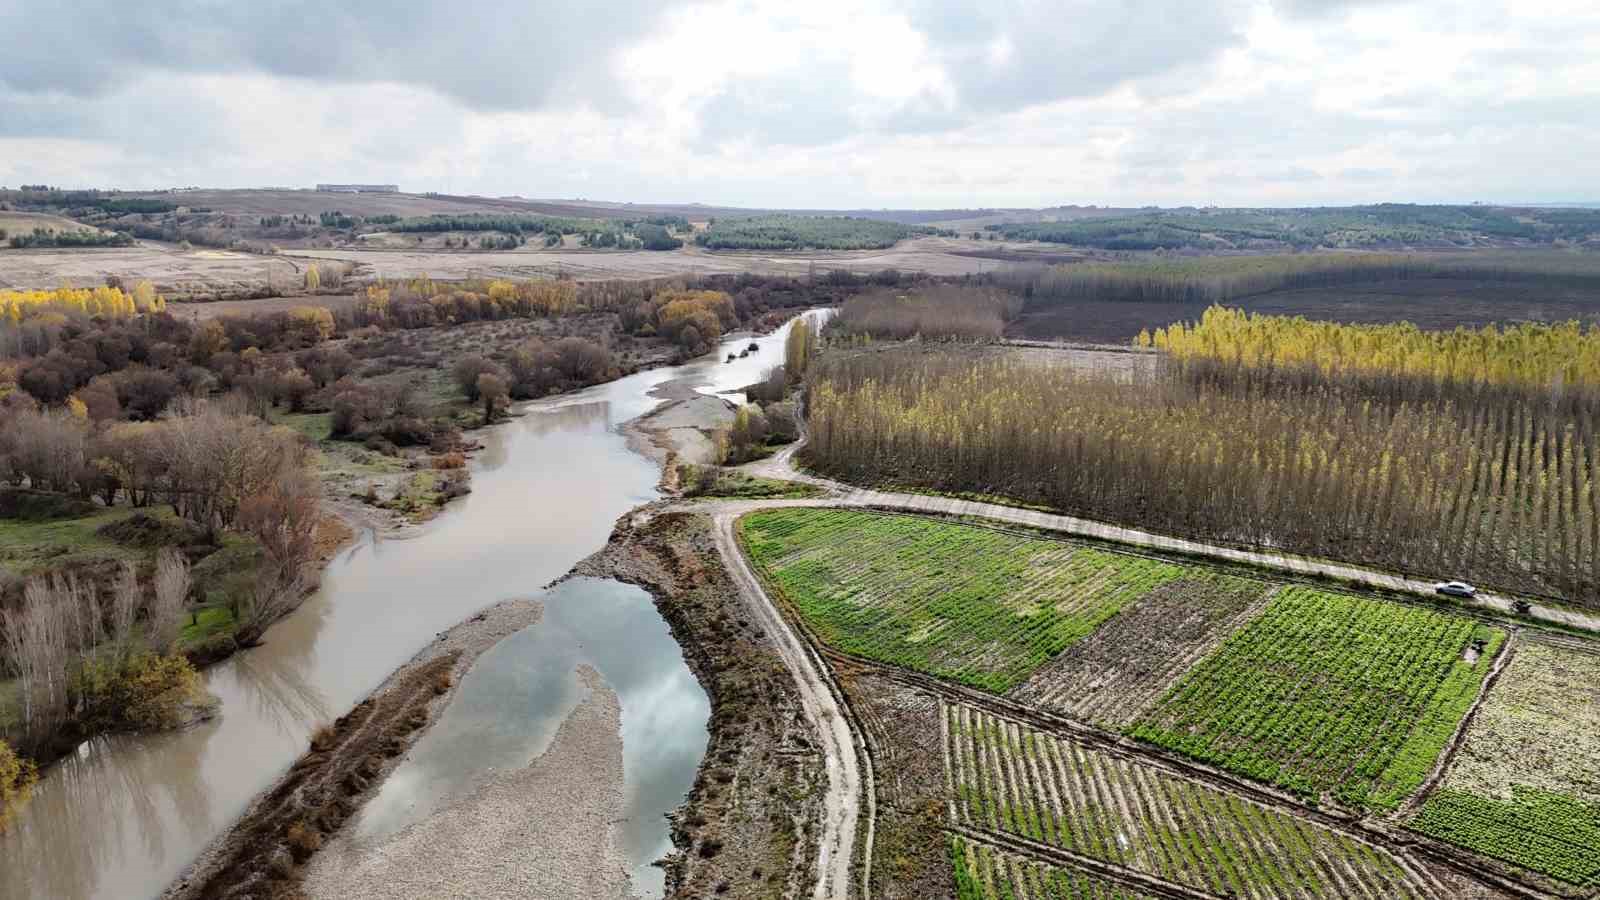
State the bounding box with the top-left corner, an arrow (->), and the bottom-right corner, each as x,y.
1410,787 -> 1600,885
739,508 -> 1201,691
947,703 -> 1423,900
1367,626 -> 1507,812
949,835 -> 1159,900
1130,587 -> 1490,808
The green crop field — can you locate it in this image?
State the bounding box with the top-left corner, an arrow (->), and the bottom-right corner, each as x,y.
738,508 -> 1215,691
1130,587 -> 1503,808
947,702 -> 1427,899
1407,642 -> 1600,885
950,835 -> 1160,900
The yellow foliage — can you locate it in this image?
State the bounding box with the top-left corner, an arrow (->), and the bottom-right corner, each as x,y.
66,396 -> 88,419
287,306 -> 335,342
0,740 -> 36,833
1153,305 -> 1600,390
73,652 -> 206,732
0,284 -> 163,322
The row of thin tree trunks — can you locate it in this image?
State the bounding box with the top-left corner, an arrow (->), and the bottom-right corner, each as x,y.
806,353 -> 1599,606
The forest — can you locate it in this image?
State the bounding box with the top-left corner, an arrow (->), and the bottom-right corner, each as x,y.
384,213 -> 686,250
986,205 -> 1600,250
695,214 -> 943,250
1147,305 -> 1600,391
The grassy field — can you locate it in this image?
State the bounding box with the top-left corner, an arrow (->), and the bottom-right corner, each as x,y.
948,702 -> 1428,899
0,506 -> 148,576
1130,588 -> 1504,809
680,467 -> 824,499
1408,641 -> 1600,884
0,211 -> 110,238
738,508 -> 1216,692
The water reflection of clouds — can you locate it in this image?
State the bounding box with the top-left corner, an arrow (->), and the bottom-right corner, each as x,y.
347,579 -> 708,900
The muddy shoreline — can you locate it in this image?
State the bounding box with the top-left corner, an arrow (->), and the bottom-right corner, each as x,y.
162,598 -> 543,900
299,664 -> 637,899
569,509 -> 825,898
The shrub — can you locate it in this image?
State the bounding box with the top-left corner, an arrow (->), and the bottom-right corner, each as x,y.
73,652 -> 207,732
286,820 -> 323,860
451,355 -> 505,402
0,741 -> 36,833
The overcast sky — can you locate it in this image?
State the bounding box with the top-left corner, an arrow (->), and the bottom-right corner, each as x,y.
1,0 -> 1596,209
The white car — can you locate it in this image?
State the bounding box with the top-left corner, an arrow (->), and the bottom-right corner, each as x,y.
1434,581 -> 1477,598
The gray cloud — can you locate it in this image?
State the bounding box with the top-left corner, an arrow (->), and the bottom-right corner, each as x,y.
691,1 -> 1250,149
903,1 -> 1248,112
0,1 -> 686,111
0,0 -> 1596,207
1271,0 -> 1406,19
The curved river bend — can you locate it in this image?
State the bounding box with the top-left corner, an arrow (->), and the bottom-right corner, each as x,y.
0,313 -> 825,900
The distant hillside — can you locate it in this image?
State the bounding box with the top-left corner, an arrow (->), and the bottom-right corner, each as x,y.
986,204 -> 1600,250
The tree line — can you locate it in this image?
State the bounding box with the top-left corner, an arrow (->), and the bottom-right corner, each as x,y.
1146,305 -> 1600,395
987,251 -> 1600,308
986,205 -> 1600,249
804,347 -> 1600,606
694,215 -> 938,250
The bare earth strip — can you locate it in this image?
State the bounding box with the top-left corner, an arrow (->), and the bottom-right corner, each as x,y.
300,665 -> 635,900
1011,577 -> 1271,727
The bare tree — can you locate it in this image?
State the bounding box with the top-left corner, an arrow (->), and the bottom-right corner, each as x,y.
233,470 -> 320,645
1,582 -> 74,751
109,562 -> 140,659
148,549 -> 190,656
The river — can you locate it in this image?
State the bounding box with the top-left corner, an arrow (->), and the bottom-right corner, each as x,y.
0,311 -> 826,900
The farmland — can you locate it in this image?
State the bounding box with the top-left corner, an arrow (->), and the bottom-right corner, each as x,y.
1012,577 -> 1270,727
947,702 -> 1431,899
1130,587 -> 1503,808
738,508 -> 1210,692
949,835 -> 1160,900
1408,641 -> 1600,884
997,252 -> 1600,343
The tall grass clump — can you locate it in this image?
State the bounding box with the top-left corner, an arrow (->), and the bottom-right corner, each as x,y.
805,348 -> 1600,605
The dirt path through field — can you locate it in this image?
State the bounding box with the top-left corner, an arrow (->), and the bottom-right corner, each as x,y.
707,508 -> 870,900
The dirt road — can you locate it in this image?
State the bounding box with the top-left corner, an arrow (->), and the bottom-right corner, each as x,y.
706,509 -> 870,900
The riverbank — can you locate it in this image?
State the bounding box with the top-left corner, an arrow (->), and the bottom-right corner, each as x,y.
569,509 -> 826,898
162,598 -> 543,900
300,664 -> 636,899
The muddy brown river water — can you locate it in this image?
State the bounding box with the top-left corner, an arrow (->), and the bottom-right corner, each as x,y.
0,312 -> 828,900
